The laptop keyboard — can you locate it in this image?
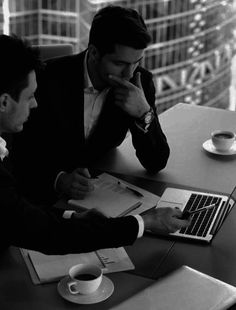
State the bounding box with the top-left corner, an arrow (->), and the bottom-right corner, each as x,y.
179,194 -> 222,237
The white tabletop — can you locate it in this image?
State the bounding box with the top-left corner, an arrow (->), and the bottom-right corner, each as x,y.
94,103 -> 236,195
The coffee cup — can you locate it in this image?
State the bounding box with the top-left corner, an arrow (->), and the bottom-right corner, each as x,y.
211,130 -> 235,151
67,263 -> 102,295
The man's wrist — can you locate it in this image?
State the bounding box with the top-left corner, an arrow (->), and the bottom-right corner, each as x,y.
135,107 -> 155,133
132,214 -> 145,238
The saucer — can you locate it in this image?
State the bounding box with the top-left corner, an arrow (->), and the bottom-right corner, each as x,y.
57,275 -> 114,304
202,139 -> 236,155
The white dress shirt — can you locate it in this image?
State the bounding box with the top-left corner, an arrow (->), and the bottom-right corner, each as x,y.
83,51 -> 109,139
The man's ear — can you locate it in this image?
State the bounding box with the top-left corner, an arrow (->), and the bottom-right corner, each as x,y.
0,93 -> 10,112
88,44 -> 101,63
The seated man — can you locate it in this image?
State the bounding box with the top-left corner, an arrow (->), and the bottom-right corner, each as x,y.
0,35 -> 189,255
11,5 -> 170,204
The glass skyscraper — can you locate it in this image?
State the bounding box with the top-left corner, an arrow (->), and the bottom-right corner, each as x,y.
1,0 -> 236,112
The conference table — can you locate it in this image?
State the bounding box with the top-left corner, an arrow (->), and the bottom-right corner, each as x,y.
95,102 -> 236,195
2,103 -> 236,309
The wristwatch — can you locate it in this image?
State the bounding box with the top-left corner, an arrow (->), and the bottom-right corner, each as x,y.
136,107 -> 155,132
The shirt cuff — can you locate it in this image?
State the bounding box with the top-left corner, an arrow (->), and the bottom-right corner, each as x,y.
132,214 -> 145,238
54,171 -> 66,191
63,210 -> 76,219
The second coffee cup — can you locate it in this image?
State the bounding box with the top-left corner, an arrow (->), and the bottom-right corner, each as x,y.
211,130 -> 235,152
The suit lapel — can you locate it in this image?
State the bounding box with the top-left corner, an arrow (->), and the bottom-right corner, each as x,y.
61,52 -> 86,148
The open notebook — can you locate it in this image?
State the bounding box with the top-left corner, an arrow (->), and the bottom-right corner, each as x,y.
152,185 -> 236,243
69,173 -> 159,217
21,247 -> 135,285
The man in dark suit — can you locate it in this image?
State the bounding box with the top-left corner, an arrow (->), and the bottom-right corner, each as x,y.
11,6 -> 170,204
0,35 -> 189,254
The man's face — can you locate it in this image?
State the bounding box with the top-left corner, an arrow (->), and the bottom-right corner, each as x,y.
1,71 -> 37,133
95,44 -> 144,87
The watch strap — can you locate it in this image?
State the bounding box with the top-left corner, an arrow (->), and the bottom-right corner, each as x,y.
135,107 -> 155,133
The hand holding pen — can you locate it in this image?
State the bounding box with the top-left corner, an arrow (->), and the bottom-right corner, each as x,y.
56,167 -> 95,199
181,203 -> 217,219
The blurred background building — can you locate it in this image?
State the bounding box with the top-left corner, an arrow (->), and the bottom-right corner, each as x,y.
0,0 -> 236,113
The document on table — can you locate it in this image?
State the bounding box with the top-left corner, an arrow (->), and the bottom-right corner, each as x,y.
21,174 -> 160,285
69,173 -> 160,217
21,246 -> 134,285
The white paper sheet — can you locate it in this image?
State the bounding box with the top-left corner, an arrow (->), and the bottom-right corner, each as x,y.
21,247 -> 134,284
69,173 -> 160,217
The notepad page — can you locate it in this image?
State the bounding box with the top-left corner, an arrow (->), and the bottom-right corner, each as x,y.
69,173 -> 159,217
24,247 -> 134,284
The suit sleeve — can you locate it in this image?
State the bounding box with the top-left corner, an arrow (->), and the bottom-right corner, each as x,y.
128,68 -> 170,173
0,169 -> 138,254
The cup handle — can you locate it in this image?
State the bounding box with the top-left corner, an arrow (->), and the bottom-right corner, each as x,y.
67,281 -> 80,295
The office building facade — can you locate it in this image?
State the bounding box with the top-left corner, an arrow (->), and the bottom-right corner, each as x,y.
1,0 -> 236,112
0,0 -> 3,33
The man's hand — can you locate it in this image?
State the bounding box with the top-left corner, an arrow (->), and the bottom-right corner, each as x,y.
141,206 -> 191,235
56,168 -> 95,199
109,72 -> 150,118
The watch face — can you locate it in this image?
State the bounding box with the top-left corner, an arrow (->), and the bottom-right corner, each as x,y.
144,111 -> 153,124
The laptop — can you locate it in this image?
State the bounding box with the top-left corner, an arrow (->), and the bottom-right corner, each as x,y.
153,186 -> 236,243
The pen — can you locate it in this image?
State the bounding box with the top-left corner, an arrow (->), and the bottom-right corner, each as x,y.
117,181 -> 144,198
120,202 -> 143,216
181,203 -> 217,219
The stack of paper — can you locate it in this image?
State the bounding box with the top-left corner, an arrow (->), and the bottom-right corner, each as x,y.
21,247 -> 134,285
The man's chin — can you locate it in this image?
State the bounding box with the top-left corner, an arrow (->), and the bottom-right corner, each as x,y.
15,124 -> 24,132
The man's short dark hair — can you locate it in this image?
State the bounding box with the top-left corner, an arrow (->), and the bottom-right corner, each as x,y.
0,34 -> 42,101
88,6 -> 152,55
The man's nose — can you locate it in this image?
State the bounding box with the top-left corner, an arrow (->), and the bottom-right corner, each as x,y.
122,65 -> 134,80
31,98 -> 38,109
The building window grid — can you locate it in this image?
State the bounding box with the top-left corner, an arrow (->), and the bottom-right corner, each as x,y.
154,61 -> 231,99
145,5 -> 233,44
4,0 -> 236,111
113,0 -> 226,18
144,19 -> 235,72
41,0 -> 75,12
41,13 -> 77,38
155,69 -> 231,113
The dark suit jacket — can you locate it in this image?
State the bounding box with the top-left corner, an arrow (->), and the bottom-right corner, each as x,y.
11,50 -> 169,203
0,160 -> 138,254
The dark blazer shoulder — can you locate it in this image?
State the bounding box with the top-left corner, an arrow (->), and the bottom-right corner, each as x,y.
44,50 -> 86,75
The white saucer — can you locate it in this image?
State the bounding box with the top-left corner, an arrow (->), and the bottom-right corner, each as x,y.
202,139 -> 236,155
57,275 -> 114,304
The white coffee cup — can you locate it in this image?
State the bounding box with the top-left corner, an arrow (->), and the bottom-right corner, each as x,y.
67,263 -> 102,295
211,130 -> 235,151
